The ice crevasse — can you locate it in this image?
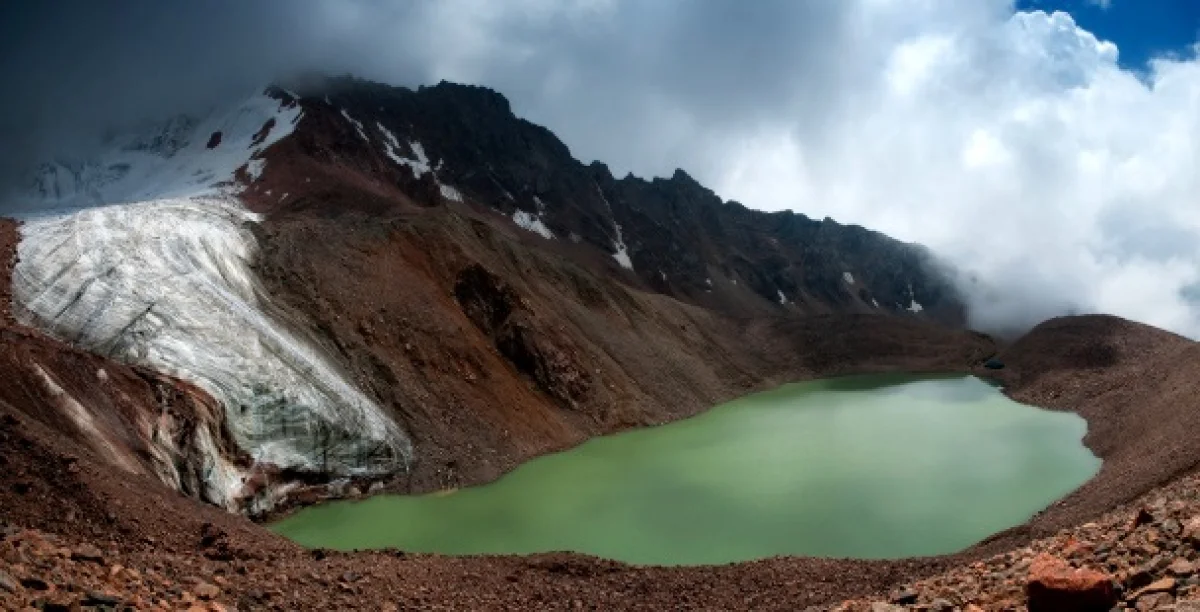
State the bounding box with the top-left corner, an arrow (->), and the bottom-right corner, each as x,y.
8,91 -> 413,510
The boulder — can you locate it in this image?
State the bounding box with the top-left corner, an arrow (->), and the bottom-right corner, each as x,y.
1026,553 -> 1118,612
1183,516 -> 1200,547
1131,577 -> 1177,600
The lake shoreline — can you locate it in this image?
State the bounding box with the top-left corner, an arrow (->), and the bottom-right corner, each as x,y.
272,373 -> 1100,565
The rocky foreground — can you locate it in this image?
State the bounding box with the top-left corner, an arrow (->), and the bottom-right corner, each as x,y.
6,467 -> 1200,611
835,469 -> 1200,611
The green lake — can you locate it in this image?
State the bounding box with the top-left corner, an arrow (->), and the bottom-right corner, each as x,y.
271,374 -> 1100,565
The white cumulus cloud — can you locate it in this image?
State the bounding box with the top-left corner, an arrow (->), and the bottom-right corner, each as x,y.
715,6 -> 1200,338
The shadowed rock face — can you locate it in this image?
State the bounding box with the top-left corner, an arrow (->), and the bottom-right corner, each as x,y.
454,263 -> 592,409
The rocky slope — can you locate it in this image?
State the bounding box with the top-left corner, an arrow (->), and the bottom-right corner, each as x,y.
994,316 -> 1200,537
235,76 -> 973,502
248,202 -> 991,500
4,77 -> 974,512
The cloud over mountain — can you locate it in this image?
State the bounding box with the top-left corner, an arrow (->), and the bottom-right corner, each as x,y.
2,0 -> 1198,337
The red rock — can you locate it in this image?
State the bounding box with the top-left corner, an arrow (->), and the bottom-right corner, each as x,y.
1026,553 -> 1117,612
1131,577 -> 1176,599
1062,537 -> 1094,558
70,544 -> 103,563
194,582 -> 220,600
1131,508 -> 1155,531
1135,592 -> 1174,611
1184,517 -> 1200,546
1171,558 -> 1196,575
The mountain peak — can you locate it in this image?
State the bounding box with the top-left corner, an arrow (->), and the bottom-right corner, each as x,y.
422,80 -> 513,116
670,168 -> 697,184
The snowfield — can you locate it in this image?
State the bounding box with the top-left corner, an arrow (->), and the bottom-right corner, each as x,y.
9,92 -> 412,508
28,93 -> 299,209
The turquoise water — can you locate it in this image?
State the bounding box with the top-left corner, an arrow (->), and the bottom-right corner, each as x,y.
271,374 -> 1100,565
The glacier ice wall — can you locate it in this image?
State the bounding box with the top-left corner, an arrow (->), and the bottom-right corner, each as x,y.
9,92 -> 412,507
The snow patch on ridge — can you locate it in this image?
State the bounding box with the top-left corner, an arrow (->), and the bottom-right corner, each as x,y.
376,123 -> 432,177
510,195 -> 554,239
376,122 -> 405,165
340,109 -> 369,142
245,159 -> 266,182
377,122 -> 463,202
611,225 -> 633,270
905,283 -> 924,313
439,184 -> 463,202
402,141 -> 433,176
513,209 -> 554,239
594,183 -> 634,270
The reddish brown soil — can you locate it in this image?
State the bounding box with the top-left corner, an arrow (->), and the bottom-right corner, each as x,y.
8,84 -> 1199,609
0,341 -> 946,611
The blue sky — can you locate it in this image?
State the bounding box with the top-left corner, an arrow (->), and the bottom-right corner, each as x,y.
1019,0 -> 1200,68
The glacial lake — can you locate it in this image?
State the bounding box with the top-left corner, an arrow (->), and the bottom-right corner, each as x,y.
271,373 -> 1100,565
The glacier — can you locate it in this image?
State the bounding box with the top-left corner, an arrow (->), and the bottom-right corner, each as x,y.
8,91 -> 412,509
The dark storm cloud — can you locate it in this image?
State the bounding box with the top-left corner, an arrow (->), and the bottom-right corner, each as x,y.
0,1 -> 300,179
0,0 -> 855,188
435,0 -> 857,178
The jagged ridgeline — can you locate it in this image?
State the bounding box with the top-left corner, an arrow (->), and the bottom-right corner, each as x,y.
291,76 -> 965,324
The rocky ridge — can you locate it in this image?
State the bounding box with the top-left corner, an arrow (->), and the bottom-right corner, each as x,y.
250,77 -> 964,323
